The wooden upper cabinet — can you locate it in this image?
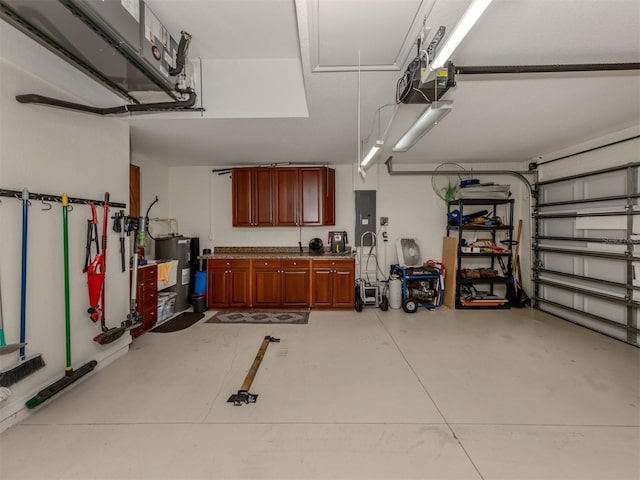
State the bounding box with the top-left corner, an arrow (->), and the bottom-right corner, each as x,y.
274,168 -> 299,226
254,168 -> 274,225
323,167 -> 336,226
232,167 -> 273,226
232,166 -> 335,227
299,168 -> 322,225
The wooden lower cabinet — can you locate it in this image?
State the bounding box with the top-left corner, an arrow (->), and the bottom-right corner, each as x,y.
253,258 -> 312,308
207,257 -> 353,309
311,259 -> 355,308
131,264 -> 158,338
253,259 -> 282,307
207,259 -> 251,308
281,259 -> 311,307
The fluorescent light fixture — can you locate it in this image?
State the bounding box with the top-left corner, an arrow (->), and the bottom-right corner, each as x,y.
430,0 -> 493,70
360,140 -> 384,168
392,102 -> 452,152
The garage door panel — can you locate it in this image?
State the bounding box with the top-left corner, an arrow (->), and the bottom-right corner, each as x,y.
535,160 -> 638,346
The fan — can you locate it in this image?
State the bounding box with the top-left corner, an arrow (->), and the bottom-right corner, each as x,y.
431,163 -> 468,203
396,238 -> 423,267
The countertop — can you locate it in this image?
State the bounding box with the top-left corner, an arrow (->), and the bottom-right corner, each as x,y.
198,246 -> 354,260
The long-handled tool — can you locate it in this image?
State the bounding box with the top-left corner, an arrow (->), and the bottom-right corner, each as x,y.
512,219 -> 531,307
0,276 -> 26,356
121,215 -> 143,330
228,335 -> 280,405
111,210 -> 126,273
0,189 -> 45,387
84,202 -> 102,322
87,193 -> 125,344
0,273 -> 27,402
26,193 -> 97,409
121,197 -> 157,330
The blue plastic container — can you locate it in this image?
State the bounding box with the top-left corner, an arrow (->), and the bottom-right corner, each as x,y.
194,270 -> 207,295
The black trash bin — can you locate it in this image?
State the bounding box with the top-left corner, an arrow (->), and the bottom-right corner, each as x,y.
191,294 -> 207,313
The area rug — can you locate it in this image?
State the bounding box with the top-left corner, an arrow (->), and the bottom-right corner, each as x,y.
205,310 -> 309,324
151,312 -> 205,333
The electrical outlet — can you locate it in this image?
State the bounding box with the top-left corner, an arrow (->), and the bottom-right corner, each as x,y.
380,217 -> 389,226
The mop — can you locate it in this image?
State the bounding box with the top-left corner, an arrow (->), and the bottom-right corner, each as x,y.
26,194 -> 97,408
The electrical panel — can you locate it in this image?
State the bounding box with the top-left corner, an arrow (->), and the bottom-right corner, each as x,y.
355,190 -> 376,246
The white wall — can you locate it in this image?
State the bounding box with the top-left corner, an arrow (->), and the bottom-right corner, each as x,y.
131,153 -> 170,259
158,161 -> 531,292
373,160 -> 531,276
166,165 -> 356,254
0,58 -> 130,430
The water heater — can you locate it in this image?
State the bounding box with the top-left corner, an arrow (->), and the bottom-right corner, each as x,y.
155,236 -> 190,312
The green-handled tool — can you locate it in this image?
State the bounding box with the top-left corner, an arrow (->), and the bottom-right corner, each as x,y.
26,193 -> 97,409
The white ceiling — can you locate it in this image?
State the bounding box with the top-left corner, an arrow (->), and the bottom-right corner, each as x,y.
11,0 -> 640,168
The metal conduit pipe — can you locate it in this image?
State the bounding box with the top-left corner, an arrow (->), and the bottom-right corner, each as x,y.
384,157 -> 536,197
15,91 -> 198,115
384,156 -> 538,299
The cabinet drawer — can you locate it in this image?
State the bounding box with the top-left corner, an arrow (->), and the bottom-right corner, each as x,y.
282,259 -> 310,270
140,265 -> 157,281
252,259 -> 281,269
144,308 -> 157,326
208,258 -> 251,269
142,294 -> 157,311
312,258 -> 354,269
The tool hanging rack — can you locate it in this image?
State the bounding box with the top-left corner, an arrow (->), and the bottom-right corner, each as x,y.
0,188 -> 125,208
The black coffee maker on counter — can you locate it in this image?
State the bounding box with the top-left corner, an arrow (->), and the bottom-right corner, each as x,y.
328,231 -> 348,253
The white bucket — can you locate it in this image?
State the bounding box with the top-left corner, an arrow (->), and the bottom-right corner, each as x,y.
389,276 -> 402,309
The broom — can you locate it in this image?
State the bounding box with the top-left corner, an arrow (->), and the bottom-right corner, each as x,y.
0,276 -> 26,356
0,188 -> 45,387
0,274 -> 26,401
26,193 -> 96,409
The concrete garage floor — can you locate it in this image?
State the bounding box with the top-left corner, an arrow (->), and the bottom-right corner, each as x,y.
0,307 -> 638,480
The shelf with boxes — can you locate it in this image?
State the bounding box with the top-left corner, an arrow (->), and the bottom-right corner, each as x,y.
446,198 -> 515,309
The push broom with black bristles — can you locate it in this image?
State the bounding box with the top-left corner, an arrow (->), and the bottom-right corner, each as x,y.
26,194 -> 96,409
0,188 -> 45,388
0,273 -> 27,401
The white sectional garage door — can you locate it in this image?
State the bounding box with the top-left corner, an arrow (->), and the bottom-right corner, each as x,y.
534,154 -> 639,346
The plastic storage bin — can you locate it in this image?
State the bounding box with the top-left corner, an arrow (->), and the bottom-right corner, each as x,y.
157,291 -> 177,323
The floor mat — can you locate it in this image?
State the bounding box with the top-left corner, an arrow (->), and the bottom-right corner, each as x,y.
205,310 -> 309,324
151,312 -> 205,333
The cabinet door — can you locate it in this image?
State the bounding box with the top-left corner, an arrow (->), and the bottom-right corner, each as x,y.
252,259 -> 281,307
232,168 -> 253,227
207,267 -> 229,307
282,259 -> 310,306
332,267 -> 355,307
274,168 -> 299,226
254,168 -> 274,226
299,168 -> 322,225
229,268 -> 250,307
323,167 -> 335,226
312,267 -> 333,306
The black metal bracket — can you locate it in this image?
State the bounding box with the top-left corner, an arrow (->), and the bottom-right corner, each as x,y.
227,390 -> 258,406
0,188 -> 125,208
